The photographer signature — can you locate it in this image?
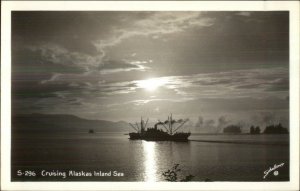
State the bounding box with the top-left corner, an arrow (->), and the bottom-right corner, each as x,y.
263,163 -> 284,179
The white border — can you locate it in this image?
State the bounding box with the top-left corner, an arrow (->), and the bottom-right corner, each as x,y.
1,1 -> 299,191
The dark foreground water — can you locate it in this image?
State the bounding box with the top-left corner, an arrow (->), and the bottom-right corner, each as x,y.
12,133 -> 289,181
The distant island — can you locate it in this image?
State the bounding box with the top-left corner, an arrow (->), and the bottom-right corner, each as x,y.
248,124 -> 288,135
263,123 -> 288,134
223,125 -> 241,134
250,126 -> 261,134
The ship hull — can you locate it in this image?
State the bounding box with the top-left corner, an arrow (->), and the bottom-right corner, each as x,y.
128,132 -> 141,140
129,132 -> 190,141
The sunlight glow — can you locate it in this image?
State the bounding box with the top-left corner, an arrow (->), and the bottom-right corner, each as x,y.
142,141 -> 157,182
137,78 -> 168,91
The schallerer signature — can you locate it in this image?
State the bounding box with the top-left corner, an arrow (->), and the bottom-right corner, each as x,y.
263,163 -> 284,179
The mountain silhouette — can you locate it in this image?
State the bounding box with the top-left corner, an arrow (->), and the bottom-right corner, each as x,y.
12,113 -> 129,133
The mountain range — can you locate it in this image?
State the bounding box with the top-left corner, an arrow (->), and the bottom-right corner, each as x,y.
12,113 -> 129,133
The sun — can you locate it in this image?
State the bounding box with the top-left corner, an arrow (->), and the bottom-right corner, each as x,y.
137,78 -> 168,91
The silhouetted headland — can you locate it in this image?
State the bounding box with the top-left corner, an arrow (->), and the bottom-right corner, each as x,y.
12,113 -> 128,133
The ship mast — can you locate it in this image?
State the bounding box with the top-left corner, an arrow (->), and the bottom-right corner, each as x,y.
129,116 -> 149,133
141,117 -> 144,133
170,114 -> 172,135
169,113 -> 188,135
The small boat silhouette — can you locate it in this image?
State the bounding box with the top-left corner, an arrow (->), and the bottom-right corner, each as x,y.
88,129 -> 95,134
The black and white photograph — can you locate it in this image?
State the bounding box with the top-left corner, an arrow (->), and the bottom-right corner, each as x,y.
1,1 -> 299,191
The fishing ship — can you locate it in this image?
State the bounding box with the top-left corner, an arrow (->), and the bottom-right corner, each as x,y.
129,114 -> 191,141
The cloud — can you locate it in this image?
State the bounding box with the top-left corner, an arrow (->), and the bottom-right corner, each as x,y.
204,119 -> 215,128
100,84 -> 137,95
12,80 -> 82,99
265,78 -> 289,91
93,12 -> 215,61
183,67 -> 289,98
33,67 -> 289,113
99,59 -> 149,74
194,116 -> 229,133
25,43 -> 151,82
216,116 -> 230,133
94,67 -> 289,102
40,73 -> 62,84
199,96 -> 289,111
195,116 -> 204,128
105,67 -> 285,105
194,116 -> 217,133
28,43 -> 103,71
250,111 -> 289,130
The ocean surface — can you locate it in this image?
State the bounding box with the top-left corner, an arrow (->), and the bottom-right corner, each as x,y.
12,132 -> 289,181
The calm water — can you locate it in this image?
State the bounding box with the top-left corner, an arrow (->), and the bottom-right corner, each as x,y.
12,132 -> 289,181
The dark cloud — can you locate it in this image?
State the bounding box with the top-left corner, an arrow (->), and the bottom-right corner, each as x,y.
12,11 -> 121,55
12,80 -> 82,99
235,84 -> 263,89
193,78 -> 241,86
13,47 -> 85,75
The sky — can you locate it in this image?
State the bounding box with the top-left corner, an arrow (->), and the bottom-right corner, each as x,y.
12,11 -> 289,129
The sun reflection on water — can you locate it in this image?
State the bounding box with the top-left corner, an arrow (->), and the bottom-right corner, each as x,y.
142,141 -> 157,182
